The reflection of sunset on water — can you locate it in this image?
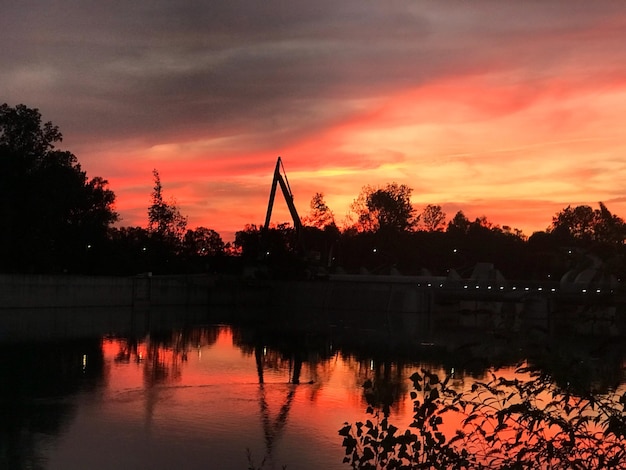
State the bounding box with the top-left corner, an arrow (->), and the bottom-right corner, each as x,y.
98,327 -> 493,451
86,326 -> 450,468
23,324 -> 622,469
84,327 -> 380,468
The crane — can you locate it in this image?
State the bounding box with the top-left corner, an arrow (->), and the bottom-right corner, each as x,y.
260,157 -> 331,279
263,156 -> 302,239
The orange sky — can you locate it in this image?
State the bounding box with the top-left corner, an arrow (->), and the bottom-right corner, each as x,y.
4,2 -> 626,241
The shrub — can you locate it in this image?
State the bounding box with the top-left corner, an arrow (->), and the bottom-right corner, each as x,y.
340,364 -> 626,469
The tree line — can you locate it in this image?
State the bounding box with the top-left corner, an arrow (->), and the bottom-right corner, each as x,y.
2,103 -> 625,280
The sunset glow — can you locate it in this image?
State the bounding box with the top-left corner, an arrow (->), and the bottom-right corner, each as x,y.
4,2 -> 626,241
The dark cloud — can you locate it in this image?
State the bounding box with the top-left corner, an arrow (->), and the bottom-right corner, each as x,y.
2,2 -> 428,144
4,1 -> 626,235
5,2 -> 623,151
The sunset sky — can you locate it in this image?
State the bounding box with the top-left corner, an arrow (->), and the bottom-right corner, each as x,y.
4,1 -> 626,241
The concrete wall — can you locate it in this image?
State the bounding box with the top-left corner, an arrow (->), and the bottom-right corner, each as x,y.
271,278 -> 433,314
2,275 -> 623,342
0,274 -> 213,342
0,274 -> 212,310
267,278 -> 434,337
150,275 -> 211,305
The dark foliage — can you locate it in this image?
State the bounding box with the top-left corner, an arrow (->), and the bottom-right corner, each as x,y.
4,103 -> 626,278
0,104 -> 117,273
340,365 -> 626,469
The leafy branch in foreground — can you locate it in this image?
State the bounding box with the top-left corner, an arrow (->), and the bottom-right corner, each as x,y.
339,370 -> 471,469
340,365 -> 626,469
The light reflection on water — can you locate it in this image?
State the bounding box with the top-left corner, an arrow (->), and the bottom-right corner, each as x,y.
3,325 -> 403,470
1,320 -> 625,470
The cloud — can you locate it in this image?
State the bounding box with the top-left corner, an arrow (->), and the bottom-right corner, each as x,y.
4,1 -> 626,239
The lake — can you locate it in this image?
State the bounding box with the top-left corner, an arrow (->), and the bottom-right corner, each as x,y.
1,306 -> 625,469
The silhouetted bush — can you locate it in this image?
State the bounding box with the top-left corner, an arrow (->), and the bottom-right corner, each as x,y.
340,364 -> 626,469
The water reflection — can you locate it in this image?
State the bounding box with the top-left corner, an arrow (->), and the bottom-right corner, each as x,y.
0,340 -> 105,470
0,315 -> 625,470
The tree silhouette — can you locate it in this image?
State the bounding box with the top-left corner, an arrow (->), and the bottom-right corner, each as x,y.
549,203 -> 626,246
350,183 -> 417,233
420,204 -> 446,231
148,169 -> 187,243
0,103 -> 118,273
303,192 -> 336,229
183,227 -> 224,257
550,204 -> 596,243
446,211 -> 471,235
594,202 -> 626,245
